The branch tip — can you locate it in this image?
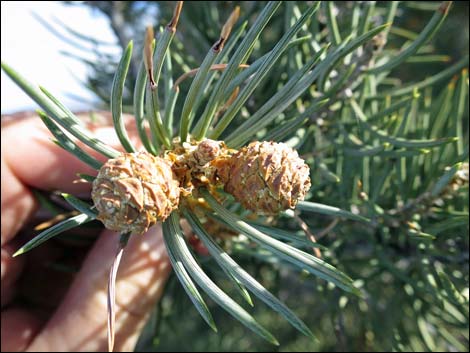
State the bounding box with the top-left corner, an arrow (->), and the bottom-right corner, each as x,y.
168,1 -> 184,31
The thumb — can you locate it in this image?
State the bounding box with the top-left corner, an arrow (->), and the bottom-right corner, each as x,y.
26,224 -> 171,352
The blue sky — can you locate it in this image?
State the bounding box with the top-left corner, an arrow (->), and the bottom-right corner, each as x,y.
1,1 -> 119,114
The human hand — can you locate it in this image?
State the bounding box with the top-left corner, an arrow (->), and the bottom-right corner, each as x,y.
1,113 -> 171,352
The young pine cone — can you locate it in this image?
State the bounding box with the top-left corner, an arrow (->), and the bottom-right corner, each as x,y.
221,141 -> 311,215
91,151 -> 180,235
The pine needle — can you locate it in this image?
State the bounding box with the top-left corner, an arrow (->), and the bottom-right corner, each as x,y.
107,233 -> 130,352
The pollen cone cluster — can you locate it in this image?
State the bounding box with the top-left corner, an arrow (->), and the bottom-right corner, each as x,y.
91,151 -> 180,235
219,141 -> 311,215
166,138 -> 234,194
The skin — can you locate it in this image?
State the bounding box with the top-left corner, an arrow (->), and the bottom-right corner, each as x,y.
1,113 -> 171,352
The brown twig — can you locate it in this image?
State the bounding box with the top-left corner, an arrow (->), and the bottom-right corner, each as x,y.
212,86 -> 240,125
173,64 -> 249,89
316,218 -> 339,240
34,211 -> 79,231
294,211 -> 322,258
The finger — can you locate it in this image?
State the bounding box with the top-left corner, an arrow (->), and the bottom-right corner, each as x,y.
1,115 -> 96,192
1,147 -> 38,246
1,115 -> 93,245
1,244 -> 25,307
26,224 -> 171,352
1,308 -> 42,352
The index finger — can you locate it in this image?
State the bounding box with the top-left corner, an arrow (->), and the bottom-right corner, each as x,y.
1,113 -> 94,245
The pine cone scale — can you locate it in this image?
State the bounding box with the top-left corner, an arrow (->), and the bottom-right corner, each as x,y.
114,178 -> 145,209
